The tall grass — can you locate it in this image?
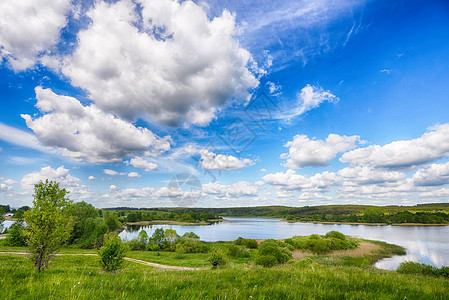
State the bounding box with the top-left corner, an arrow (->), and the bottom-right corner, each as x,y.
1,254 -> 448,299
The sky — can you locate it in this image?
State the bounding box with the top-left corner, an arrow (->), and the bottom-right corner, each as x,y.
1,0 -> 449,208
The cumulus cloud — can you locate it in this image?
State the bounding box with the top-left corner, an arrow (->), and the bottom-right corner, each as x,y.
338,166 -> 406,186
0,0 -> 71,71
103,169 -> 124,176
21,166 -> 91,200
263,169 -> 339,191
62,0 -> 259,126
128,172 -> 141,178
127,156 -> 158,171
282,84 -> 339,120
411,162 -> 449,186
22,87 -> 171,163
202,181 -> 259,198
281,133 -> 360,168
340,124 -> 449,169
194,149 -> 255,170
88,176 -> 95,180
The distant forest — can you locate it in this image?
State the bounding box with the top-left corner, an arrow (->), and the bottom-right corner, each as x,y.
104,204 -> 449,224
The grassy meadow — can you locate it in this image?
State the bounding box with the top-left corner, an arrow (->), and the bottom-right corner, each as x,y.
1,236 -> 448,299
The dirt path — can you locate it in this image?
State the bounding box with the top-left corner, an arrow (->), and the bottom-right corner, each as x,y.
0,252 -> 202,271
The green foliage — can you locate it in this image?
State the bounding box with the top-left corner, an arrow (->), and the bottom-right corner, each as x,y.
66,201 -> 99,244
255,255 -> 278,267
151,228 -> 166,248
208,249 -> 226,268
78,218 -> 108,249
176,237 -> 208,253
128,230 -> 149,251
227,244 -> 251,258
325,231 -> 346,240
284,232 -> 358,254
397,261 -> 449,278
182,232 -> 200,239
98,233 -> 127,272
104,213 -> 121,231
12,206 -> 30,219
6,222 -> 27,246
24,180 -> 74,272
234,237 -> 258,248
258,240 -> 292,264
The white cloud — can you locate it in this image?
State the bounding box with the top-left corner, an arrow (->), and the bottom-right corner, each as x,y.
195,149 -> 255,170
22,87 -> 172,163
338,166 -> 406,186
0,0 -> 71,71
109,185 -> 119,191
62,0 -> 259,126
260,168 -> 267,172
281,133 -> 360,168
282,84 -> 339,119
3,179 -> 17,185
127,156 -> 158,171
340,124 -> 449,169
88,176 -> 95,181
103,169 -> 126,176
0,183 -> 13,191
411,162 -> 449,186
0,122 -> 45,151
128,172 -> 141,178
202,181 -> 259,198
263,169 -> 339,191
21,166 -> 91,200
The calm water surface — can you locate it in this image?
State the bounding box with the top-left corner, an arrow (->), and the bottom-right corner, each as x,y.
118,217 -> 448,270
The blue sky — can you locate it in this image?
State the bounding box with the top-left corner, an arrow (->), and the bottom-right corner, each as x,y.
1,0 -> 449,208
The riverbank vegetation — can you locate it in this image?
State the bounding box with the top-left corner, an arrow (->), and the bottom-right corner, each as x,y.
115,204 -> 449,225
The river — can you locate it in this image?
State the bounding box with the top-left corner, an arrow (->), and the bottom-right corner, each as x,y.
119,216 -> 449,270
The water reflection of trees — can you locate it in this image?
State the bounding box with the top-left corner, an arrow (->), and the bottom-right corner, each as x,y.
125,225 -> 152,233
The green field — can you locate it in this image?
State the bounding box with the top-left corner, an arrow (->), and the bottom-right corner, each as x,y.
1,237 -> 448,299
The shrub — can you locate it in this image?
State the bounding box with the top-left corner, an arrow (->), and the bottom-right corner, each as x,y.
258,240 -> 292,264
397,261 -> 439,277
98,233 -> 127,272
325,231 -> 346,240
255,255 -> 278,267
234,237 -> 258,249
146,240 -> 160,251
175,237 -> 208,253
208,250 -> 226,268
227,244 -> 251,258
182,232 -> 200,240
6,222 -> 27,247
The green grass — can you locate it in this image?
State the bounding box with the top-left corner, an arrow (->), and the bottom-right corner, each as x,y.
1,254 -> 448,299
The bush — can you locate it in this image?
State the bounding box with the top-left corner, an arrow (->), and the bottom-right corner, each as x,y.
146,240 -> 160,251
234,237 -> 258,249
182,232 -> 200,240
175,237 -> 208,253
258,240 -> 292,264
98,233 -> 127,272
227,244 -> 251,258
397,261 -> 440,277
6,222 -> 27,246
325,231 -> 346,240
255,255 -> 278,267
208,250 -> 226,268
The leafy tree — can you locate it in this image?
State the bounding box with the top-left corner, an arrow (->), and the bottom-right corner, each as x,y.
78,218 -> 108,249
98,233 -> 127,272
104,213 -> 121,231
24,180 -> 74,272
13,206 -> 30,220
7,222 -> 27,246
151,228 -> 166,248
0,207 -> 4,231
208,249 -> 226,268
66,201 -> 99,243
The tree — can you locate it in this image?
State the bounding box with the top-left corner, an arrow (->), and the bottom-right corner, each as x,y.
98,233 -> 127,272
66,201 -> 99,244
24,180 -> 73,272
0,207 -> 4,231
7,222 -> 27,246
